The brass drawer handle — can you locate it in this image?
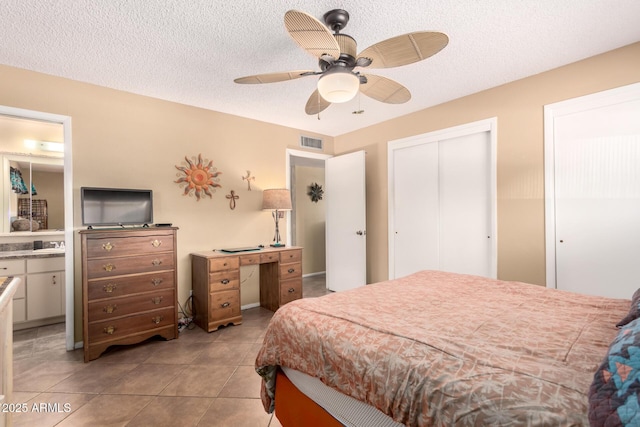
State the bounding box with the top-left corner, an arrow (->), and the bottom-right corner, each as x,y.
152,316 -> 164,324
102,242 -> 114,251
151,278 -> 163,286
288,288 -> 295,293
151,296 -> 163,305
151,259 -> 162,266
151,239 -> 162,248
221,279 -> 230,285
103,326 -> 116,335
103,283 -> 117,293
103,304 -> 117,314
221,302 -> 231,308
103,263 -> 116,272
287,268 -> 295,274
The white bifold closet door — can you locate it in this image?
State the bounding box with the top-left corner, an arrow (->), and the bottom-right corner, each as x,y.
391,129 -> 492,279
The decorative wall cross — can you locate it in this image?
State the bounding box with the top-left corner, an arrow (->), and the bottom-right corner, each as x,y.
242,170 -> 255,191
226,190 -> 239,210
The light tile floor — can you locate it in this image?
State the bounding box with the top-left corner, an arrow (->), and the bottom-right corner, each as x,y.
10,274 -> 329,427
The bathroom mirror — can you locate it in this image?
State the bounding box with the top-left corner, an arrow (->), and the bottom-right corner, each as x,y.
0,114 -> 64,234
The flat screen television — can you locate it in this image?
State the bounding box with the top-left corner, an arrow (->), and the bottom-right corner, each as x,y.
81,187 -> 153,227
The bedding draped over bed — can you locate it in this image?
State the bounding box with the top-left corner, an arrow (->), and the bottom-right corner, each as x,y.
255,270 -> 629,426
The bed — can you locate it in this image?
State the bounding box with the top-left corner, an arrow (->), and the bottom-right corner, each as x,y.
255,270 -> 640,426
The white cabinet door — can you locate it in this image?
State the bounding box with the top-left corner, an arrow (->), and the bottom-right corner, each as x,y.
27,271 -> 65,320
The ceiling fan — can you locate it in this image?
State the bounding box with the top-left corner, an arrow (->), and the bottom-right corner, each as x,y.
234,9 -> 449,115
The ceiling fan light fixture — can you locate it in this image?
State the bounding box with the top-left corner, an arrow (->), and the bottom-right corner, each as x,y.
317,70 -> 359,103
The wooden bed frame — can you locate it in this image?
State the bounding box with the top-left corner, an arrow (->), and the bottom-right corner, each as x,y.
274,369 -> 343,427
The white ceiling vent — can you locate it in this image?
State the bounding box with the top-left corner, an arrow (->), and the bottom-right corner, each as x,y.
300,135 -> 323,150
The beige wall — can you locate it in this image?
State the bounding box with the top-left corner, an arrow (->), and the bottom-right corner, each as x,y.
335,42 -> 640,285
294,165 -> 326,274
1,42 -> 639,342
0,65 -> 334,341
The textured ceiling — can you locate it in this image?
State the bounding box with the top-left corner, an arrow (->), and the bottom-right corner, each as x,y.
1,1 -> 639,137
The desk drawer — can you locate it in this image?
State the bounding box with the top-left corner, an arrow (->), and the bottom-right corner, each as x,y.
280,249 -> 302,263
280,278 -> 302,306
88,307 -> 175,344
279,262 -> 302,280
239,253 -> 260,265
87,253 -> 175,278
260,252 -> 279,263
209,270 -> 240,292
209,257 -> 239,272
87,271 -> 175,300
88,289 -> 175,321
209,290 -> 240,321
86,234 -> 174,258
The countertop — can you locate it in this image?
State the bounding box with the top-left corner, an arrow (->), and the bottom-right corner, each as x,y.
0,249 -> 65,260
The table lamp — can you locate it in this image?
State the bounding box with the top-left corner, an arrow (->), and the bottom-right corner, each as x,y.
262,189 -> 292,247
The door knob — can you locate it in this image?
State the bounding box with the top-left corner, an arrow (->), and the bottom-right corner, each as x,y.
356,230 -> 366,236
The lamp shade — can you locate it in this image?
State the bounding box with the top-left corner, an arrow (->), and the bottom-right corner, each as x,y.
262,189 -> 292,210
317,70 -> 360,103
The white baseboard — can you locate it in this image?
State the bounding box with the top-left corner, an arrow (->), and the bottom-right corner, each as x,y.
303,271 -> 326,278
241,302 -> 261,311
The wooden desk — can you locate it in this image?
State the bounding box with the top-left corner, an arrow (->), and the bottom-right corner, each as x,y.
191,246 -> 302,332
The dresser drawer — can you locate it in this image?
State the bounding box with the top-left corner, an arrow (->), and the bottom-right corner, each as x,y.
88,307 -> 175,344
87,271 -> 175,300
209,257 -> 239,272
280,278 -> 302,305
0,259 -> 25,276
279,262 -> 302,280
86,234 -> 175,258
209,270 -> 240,292
87,253 -> 175,278
209,290 -> 240,322
88,289 -> 175,321
280,249 -> 302,264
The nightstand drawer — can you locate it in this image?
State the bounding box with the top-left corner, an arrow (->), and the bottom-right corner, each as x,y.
209,290 -> 240,321
280,262 -> 302,280
209,270 -> 240,292
209,257 -> 239,272
88,289 -> 175,321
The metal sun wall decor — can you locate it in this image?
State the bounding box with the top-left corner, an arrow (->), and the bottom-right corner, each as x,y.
174,154 -> 222,201
308,182 -> 324,203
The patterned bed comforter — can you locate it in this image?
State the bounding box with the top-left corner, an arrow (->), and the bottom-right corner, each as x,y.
255,270 -> 630,426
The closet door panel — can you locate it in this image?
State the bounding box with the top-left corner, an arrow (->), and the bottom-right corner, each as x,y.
392,141 -> 439,278
439,132 -> 491,276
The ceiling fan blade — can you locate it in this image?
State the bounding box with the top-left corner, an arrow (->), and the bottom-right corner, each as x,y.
234,70 -> 315,84
358,31 -> 448,69
305,89 -> 332,115
285,10 -> 341,60
359,74 -> 411,104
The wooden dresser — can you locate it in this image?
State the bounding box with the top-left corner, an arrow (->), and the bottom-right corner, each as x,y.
191,246 -> 302,332
80,227 -> 178,362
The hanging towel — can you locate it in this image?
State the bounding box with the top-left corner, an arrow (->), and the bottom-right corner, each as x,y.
9,166 -> 37,195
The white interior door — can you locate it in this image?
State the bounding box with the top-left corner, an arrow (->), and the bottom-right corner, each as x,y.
389,119 -> 496,279
545,84 -> 640,298
325,150 -> 366,292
